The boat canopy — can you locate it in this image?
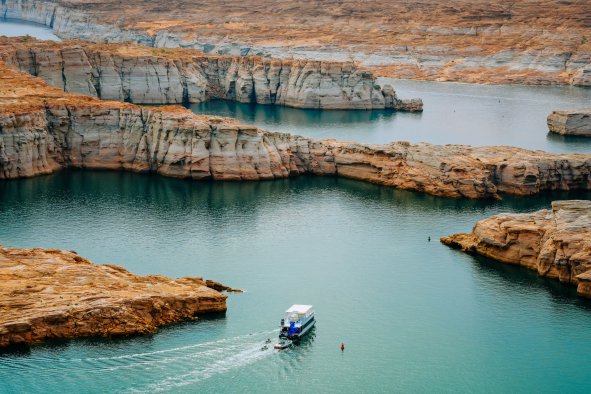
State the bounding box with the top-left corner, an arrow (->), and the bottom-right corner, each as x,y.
286,305 -> 313,314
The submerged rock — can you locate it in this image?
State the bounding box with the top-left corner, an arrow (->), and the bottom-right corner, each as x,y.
547,109 -> 591,137
0,246 -> 228,349
441,200 -> 591,299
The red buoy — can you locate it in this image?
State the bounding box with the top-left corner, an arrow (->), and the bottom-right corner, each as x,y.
341,343 -> 345,351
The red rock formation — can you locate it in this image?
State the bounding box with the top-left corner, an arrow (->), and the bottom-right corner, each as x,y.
0,246 -> 228,348
441,200 -> 591,299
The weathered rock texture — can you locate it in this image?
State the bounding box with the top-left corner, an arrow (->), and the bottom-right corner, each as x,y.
441,201 -> 591,299
2,0 -> 591,86
1,61 -> 591,199
548,109 -> 591,137
0,37 -> 421,110
0,245 -> 228,348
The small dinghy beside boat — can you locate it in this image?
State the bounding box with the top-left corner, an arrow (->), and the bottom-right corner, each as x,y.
273,339 -> 292,350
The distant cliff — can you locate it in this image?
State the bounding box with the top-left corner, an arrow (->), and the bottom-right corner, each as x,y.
1,60 -> 590,199
442,201 -> 591,299
2,0 -> 590,86
0,38 -> 422,110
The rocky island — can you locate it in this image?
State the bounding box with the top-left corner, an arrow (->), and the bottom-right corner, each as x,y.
0,245 -> 228,349
0,57 -> 590,199
441,200 -> 591,299
547,109 -> 591,137
2,0 -> 590,86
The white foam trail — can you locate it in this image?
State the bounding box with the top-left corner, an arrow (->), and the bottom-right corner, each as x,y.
5,328 -> 277,373
128,342 -> 275,393
3,329 -> 279,388
71,329 -> 277,363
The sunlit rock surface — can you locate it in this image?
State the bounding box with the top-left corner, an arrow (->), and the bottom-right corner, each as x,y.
441,200 -> 591,299
0,246 -> 228,348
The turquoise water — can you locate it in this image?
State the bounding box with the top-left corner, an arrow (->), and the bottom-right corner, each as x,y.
2,18 -> 591,394
189,81 -> 591,154
1,172 -> 591,393
0,18 -> 60,41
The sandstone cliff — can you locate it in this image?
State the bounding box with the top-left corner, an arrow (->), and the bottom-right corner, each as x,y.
1,61 -> 590,199
441,201 -> 591,299
547,109 -> 591,137
0,245 -> 228,348
2,0 -> 590,86
0,38 -> 422,110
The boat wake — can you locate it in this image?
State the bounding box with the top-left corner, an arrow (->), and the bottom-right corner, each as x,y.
126,329 -> 278,393
0,329 -> 279,393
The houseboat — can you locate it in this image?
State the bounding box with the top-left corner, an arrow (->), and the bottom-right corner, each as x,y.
278,304 -> 316,341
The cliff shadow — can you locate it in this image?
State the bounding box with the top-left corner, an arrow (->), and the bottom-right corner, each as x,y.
545,132 -> 591,152
0,311 -> 228,358
458,251 -> 591,311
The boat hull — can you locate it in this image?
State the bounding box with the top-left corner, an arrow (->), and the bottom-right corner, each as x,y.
279,317 -> 316,340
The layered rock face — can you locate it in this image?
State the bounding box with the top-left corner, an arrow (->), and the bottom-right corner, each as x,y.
441,201 -> 591,299
547,109 -> 591,137
2,0 -> 590,86
0,245 -> 228,348
0,38 -> 422,110
1,61 -> 591,199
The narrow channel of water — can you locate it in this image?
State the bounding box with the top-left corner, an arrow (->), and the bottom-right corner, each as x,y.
0,18 -> 60,41
189,78 -> 591,154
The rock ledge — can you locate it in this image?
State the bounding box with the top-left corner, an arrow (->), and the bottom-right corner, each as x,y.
441,200 -> 591,299
547,109 -> 591,137
0,246 -> 228,348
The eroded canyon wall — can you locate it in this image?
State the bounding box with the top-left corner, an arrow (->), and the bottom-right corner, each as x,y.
1,60 -> 590,199
0,38 -> 422,110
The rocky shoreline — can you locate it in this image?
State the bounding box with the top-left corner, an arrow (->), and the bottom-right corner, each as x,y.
547,109 -> 591,137
0,37 -> 422,110
2,0 -> 590,86
1,59 -> 590,199
0,246 -> 229,349
441,200 -> 591,299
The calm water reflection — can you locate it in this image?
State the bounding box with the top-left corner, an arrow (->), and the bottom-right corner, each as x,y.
0,171 -> 590,393
190,81 -> 591,153
0,18 -> 60,40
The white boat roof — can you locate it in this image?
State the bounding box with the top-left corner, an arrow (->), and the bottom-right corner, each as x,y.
286,304 -> 313,314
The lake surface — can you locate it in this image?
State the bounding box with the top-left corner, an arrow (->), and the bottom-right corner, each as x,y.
1,172 -> 591,393
2,18 -> 591,394
0,18 -> 60,41
189,80 -> 591,154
